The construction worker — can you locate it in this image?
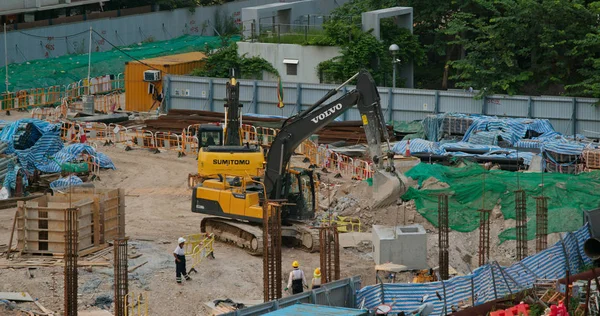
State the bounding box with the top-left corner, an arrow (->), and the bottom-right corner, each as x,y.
410,295 -> 434,316
284,261 -> 307,294
311,268 -> 322,290
173,237 -> 192,284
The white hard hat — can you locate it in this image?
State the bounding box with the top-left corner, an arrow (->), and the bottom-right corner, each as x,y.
422,295 -> 429,302
178,237 -> 186,244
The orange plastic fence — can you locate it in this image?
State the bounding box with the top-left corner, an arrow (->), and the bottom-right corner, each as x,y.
2,73 -> 123,111
52,117 -> 376,181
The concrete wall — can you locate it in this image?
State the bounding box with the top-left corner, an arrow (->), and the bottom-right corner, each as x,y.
372,224 -> 428,269
237,42 -> 341,83
241,0 -> 349,37
0,0 -> 285,66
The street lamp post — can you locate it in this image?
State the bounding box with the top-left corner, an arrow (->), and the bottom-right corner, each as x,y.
389,44 -> 400,88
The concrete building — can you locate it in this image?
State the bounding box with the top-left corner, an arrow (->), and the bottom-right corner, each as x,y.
372,224 -> 427,269
362,7 -> 414,88
0,0 -> 109,23
240,1 -> 415,86
237,42 -> 341,83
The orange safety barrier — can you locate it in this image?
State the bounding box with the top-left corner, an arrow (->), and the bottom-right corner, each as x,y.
60,122 -> 84,142
334,153 -> 355,177
126,130 -> 156,149
155,131 -> 182,153
241,124 -> 260,145
181,129 -> 199,154
80,122 -> 110,142
31,106 -> 62,121
107,123 -> 130,145
83,153 -> 101,180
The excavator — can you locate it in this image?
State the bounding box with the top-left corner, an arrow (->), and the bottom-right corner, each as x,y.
189,72 -> 265,187
191,70 -> 406,255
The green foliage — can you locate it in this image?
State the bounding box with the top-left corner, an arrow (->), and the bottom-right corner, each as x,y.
191,43 -> 278,80
316,0 -> 426,86
529,304 -> 544,316
443,0 -> 599,96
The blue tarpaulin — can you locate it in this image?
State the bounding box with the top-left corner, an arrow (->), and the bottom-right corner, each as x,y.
356,224 -> 592,314
50,175 -> 84,190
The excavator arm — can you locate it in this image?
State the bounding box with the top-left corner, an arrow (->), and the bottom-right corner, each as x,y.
264,70 -> 405,207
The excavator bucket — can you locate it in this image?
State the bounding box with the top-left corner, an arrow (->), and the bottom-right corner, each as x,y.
371,168 -> 407,209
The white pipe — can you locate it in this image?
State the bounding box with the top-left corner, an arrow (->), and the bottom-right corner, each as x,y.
87,26 -> 92,95
4,23 -> 8,94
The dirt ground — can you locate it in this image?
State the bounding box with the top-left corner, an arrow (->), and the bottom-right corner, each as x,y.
0,110 -> 561,315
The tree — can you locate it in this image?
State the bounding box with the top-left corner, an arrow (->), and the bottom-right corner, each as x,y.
444,0 -> 597,96
565,2 -> 600,99
191,43 -> 278,80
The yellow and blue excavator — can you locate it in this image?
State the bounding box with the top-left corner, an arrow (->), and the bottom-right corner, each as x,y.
191,71 -> 265,185
191,70 -> 407,255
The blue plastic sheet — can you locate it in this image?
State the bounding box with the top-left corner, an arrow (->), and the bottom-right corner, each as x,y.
356,224 -> 592,314
50,175 -> 84,190
46,144 -> 117,173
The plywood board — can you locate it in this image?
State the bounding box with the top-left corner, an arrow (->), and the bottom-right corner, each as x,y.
0,292 -> 34,302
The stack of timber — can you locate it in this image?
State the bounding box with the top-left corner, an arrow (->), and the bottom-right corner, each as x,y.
15,188 -> 125,256
144,110 -> 393,144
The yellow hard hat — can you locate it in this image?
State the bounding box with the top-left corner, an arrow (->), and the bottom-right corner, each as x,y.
292,261 -> 299,268
314,268 -> 321,277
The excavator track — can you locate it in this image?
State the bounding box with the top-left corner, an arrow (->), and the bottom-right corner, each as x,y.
200,217 -> 321,256
201,217 -> 264,256
285,222 -> 321,253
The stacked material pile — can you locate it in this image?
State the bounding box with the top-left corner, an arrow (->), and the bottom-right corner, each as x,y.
144,110 -> 392,144
0,119 -> 115,196
394,114 -> 599,172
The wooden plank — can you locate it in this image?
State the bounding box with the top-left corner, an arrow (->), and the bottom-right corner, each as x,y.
78,244 -> 109,257
33,300 -> 54,315
128,261 -> 148,273
0,194 -> 44,210
93,196 -> 100,247
118,188 -> 125,238
6,209 -> 18,259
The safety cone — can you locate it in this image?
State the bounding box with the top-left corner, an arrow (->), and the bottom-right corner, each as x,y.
405,139 -> 411,157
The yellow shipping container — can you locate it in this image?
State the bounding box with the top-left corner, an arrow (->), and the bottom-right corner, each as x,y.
124,52 -> 206,112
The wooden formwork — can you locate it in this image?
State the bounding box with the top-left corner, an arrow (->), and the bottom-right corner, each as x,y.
15,188 -> 125,256
583,150 -> 600,170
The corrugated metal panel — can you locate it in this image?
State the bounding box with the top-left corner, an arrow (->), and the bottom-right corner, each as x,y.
547,119 -> 571,135
168,76 -> 211,111
438,91 -> 481,114
578,121 -> 600,138
576,100 -> 600,123
485,95 -> 529,117
531,97 -> 573,120
166,76 -> 600,138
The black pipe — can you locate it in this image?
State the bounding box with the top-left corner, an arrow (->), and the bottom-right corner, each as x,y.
584,238 -> 600,260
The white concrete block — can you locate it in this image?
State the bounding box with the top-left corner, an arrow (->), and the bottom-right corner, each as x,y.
372,224 -> 427,269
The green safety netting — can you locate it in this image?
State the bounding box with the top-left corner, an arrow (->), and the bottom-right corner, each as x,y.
3,35 -> 240,93
402,162 -> 600,243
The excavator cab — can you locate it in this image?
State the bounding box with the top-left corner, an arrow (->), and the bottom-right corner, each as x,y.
281,168 -> 316,221
197,124 -> 223,149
